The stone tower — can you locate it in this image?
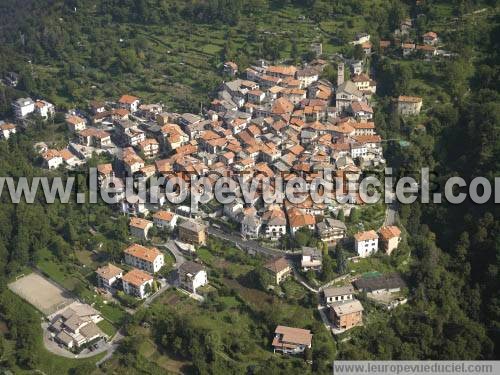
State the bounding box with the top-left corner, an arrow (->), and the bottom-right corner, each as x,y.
337,63 -> 344,87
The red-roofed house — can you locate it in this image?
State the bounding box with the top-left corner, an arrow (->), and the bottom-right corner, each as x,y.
118,95 -> 140,112
354,230 -> 378,257
379,226 -> 402,255
272,325 -> 312,354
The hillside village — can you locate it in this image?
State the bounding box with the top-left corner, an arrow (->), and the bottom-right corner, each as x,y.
1,2 -> 485,365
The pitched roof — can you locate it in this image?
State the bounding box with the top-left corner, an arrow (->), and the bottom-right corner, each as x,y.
153,210 -> 175,222
353,273 -> 406,292
272,97 -> 294,115
129,217 -> 152,230
379,226 -> 401,240
179,261 -> 205,275
266,65 -> 297,77
119,95 -> 139,104
0,123 -> 16,130
323,285 -> 354,298
274,325 -> 312,346
179,220 -> 205,233
97,163 -> 113,175
96,263 -> 123,280
264,257 -> 290,273
66,115 -> 85,125
124,243 -> 162,262
354,230 -> 378,242
122,268 -> 153,287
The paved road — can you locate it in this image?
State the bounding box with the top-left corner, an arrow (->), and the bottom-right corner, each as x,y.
155,240 -> 186,267
96,328 -> 125,367
42,322 -> 111,359
384,191 -> 398,226
207,227 -> 282,257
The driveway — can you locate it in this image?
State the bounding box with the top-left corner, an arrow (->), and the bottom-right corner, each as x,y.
155,240 -> 186,268
41,322 -> 111,359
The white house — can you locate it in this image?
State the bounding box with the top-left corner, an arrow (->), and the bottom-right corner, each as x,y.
177,261 -> 208,294
118,94 -> 140,113
122,268 -> 154,299
66,115 -> 86,132
262,207 -> 287,241
41,149 -> 63,169
152,210 -> 178,231
0,123 -> 16,140
96,263 -> 123,290
34,100 -> 55,119
124,243 -> 164,273
354,230 -> 379,257
12,97 -> 35,118
301,247 -> 322,271
323,285 -> 354,304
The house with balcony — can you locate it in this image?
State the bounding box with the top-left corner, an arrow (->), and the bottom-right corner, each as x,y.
272,325 -> 312,355
96,263 -> 123,291
300,247 -> 322,271
122,268 -> 154,299
323,285 -> 354,304
124,243 -> 164,273
177,261 -> 208,294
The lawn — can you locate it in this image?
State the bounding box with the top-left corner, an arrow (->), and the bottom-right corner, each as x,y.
37,254 -> 79,291
97,319 -> 117,337
2,291 -> 105,375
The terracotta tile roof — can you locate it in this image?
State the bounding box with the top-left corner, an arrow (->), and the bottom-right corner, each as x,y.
266,65 -> 297,76
264,257 -> 290,273
0,123 -> 16,130
113,108 -> 130,117
124,243 -> 162,262
272,97 -> 294,115
122,268 -> 153,287
153,210 -> 174,222
354,230 -> 378,242
66,115 -> 85,126
379,226 -> 401,240
288,210 -> 316,227
59,148 -> 76,161
42,149 -> 61,160
352,121 -> 375,129
129,217 -> 152,230
97,163 -> 113,175
119,95 -> 139,104
351,102 -> 373,113
96,263 -> 123,280
353,134 -> 382,143
274,325 -> 312,346
79,128 -> 110,139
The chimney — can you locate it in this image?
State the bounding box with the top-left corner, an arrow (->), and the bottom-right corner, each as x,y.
337,63 -> 344,86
